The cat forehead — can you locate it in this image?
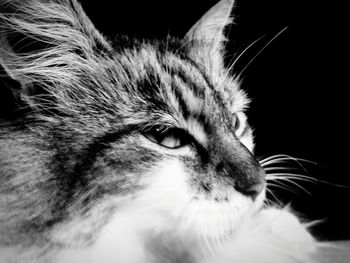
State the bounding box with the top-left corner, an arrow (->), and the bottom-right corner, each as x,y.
114,42 -> 248,119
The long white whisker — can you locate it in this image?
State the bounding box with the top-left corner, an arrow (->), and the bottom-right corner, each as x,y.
267,176 -> 312,196
268,175 -> 310,186
259,154 -> 291,163
266,173 -> 319,183
260,157 -> 295,167
259,154 -> 318,165
260,155 -> 319,167
264,167 -> 301,172
260,157 -> 298,166
227,35 -> 266,74
267,181 -> 297,195
267,176 -> 315,186
265,187 -> 283,207
237,27 -> 288,79
266,171 -> 350,188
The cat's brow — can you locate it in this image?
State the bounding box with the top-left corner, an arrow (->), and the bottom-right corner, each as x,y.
164,61 -> 205,99
171,75 -> 204,116
185,117 -> 207,146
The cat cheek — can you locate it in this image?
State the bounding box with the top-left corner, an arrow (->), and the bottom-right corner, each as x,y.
140,159 -> 193,211
239,135 -> 255,153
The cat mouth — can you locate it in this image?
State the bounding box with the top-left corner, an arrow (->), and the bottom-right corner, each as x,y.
177,189 -> 265,241
195,182 -> 266,203
131,160 -> 266,240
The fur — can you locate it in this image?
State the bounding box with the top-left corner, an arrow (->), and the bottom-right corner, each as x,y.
0,0 -> 320,262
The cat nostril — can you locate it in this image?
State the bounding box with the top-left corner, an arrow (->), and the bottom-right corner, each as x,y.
235,181 -> 265,200
201,181 -> 213,192
247,182 -> 265,200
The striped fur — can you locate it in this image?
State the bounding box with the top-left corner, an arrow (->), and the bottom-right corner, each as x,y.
0,0 -> 318,262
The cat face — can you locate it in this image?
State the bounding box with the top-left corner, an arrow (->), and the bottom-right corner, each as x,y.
0,0 -> 266,252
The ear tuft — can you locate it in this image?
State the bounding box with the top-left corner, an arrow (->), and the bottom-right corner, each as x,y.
0,0 -> 113,121
185,0 -> 235,47
184,0 -> 235,75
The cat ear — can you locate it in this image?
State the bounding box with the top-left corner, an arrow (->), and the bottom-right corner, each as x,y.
185,0 -> 234,45
184,0 -> 235,71
0,0 -> 112,119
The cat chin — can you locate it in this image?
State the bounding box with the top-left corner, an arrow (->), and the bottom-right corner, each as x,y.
0,159 -> 318,263
0,161 -> 314,263
0,206 -> 318,263
206,207 -> 319,263
126,159 -> 266,240
70,206 -> 317,263
0,159 -> 268,263
49,195 -> 318,263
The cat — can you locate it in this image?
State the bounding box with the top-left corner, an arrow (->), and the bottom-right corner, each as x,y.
0,0 -> 320,262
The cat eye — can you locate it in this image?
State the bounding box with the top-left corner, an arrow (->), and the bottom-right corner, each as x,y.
233,112 -> 248,137
142,126 -> 191,149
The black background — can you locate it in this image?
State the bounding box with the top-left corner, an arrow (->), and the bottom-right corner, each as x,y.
80,0 -> 349,241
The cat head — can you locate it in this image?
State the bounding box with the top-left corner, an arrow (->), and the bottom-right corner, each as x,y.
0,0 -> 266,247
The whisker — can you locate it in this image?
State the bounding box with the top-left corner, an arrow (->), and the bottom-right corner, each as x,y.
266,172 -> 319,183
259,155 -> 293,166
260,155 -> 322,183
266,171 -> 350,188
267,181 -> 297,195
259,154 -> 319,166
263,166 -> 301,172
267,176 -> 312,196
226,34 -> 266,75
236,26 -> 288,79
265,187 -> 283,207
266,159 -> 308,175
258,154 -> 286,163
267,175 -> 307,183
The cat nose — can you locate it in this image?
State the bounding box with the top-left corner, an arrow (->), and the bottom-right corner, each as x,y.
234,179 -> 266,200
